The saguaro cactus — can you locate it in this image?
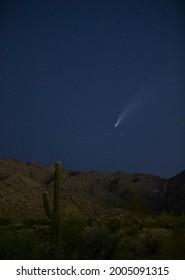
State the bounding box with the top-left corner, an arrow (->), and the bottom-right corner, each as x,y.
51,161 -> 62,258
43,161 -> 62,259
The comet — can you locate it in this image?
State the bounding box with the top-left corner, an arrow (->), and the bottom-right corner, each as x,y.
114,111 -> 126,127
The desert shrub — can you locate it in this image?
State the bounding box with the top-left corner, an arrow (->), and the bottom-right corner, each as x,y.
123,213 -> 143,230
22,217 -> 36,228
106,216 -> 123,233
158,231 -> 185,259
156,211 -> 184,231
82,225 -> 110,259
142,216 -> 158,228
112,232 -> 142,259
0,228 -> 47,259
0,217 -> 12,226
23,217 -> 50,228
141,233 -> 162,258
81,224 -> 124,259
60,207 -> 86,258
124,225 -> 140,236
175,212 -> 185,229
157,211 -> 175,227
123,213 -> 135,227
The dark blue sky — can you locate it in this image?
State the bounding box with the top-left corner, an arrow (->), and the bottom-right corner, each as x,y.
1,0 -> 185,178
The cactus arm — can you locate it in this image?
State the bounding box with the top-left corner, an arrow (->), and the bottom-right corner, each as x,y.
43,191 -> 52,220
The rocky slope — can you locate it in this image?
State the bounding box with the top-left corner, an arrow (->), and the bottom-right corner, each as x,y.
162,170 -> 185,213
0,159 -> 184,218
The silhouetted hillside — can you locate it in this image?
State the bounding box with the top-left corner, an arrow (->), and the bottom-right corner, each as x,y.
0,159 -> 184,219
162,170 -> 185,213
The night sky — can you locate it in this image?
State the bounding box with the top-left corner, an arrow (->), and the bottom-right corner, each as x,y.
1,0 -> 185,178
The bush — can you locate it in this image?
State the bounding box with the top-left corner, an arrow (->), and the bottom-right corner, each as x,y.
141,233 -> 162,258
0,228 -> 47,259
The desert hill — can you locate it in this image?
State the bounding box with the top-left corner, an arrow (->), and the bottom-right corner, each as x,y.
0,159 -> 184,219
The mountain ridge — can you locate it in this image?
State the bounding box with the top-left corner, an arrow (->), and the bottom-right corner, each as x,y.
0,158 -> 184,219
